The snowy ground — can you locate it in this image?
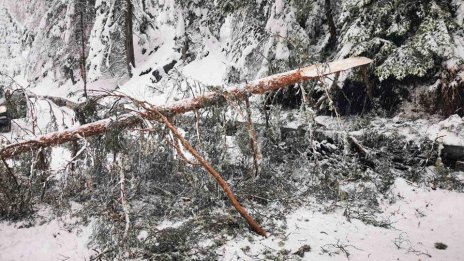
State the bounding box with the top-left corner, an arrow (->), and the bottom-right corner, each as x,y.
0,207 -> 92,261
218,177 -> 464,260
1,177 -> 463,260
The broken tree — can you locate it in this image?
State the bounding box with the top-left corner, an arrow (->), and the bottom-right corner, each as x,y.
0,57 -> 372,236
0,57 -> 372,159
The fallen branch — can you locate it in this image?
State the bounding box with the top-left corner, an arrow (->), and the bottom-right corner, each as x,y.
0,57 -> 372,159
347,135 -> 370,157
118,159 -> 130,238
244,97 -> 262,178
153,107 -> 268,237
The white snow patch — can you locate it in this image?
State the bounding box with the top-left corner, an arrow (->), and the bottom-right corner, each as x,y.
182,51 -> 227,85
137,230 -> 149,242
428,115 -> 464,146
453,0 -> 464,26
156,219 -> 186,230
50,147 -> 72,172
182,29 -> 228,85
219,178 -> 464,260
0,209 -> 92,261
220,15 -> 233,47
225,135 -> 243,165
265,0 -> 290,60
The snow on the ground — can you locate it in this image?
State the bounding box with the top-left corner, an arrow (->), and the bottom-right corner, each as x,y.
225,135 -> 244,166
2,177 -> 463,260
329,114 -> 464,148
182,48 -> 227,86
118,19 -> 228,105
49,146 -> 73,173
428,115 -> 464,146
0,208 -> 92,261
156,219 -> 188,230
182,28 -> 228,86
218,178 -> 464,260
28,76 -> 119,103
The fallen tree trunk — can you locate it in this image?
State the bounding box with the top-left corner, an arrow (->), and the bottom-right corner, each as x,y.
0,57 -> 372,159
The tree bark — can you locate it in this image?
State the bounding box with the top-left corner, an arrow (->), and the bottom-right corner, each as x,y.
0,57 -> 372,159
79,0 -> 88,97
125,0 -> 135,76
325,0 -> 337,48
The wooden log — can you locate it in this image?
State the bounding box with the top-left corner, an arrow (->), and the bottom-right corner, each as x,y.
0,57 -> 372,159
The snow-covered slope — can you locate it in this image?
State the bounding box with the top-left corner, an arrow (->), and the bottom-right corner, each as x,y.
0,7 -> 23,85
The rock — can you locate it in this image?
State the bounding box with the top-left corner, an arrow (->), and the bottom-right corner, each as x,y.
435,242 -> 448,250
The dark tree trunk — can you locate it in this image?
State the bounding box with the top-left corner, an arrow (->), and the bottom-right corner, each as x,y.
125,0 -> 136,77
141,0 -> 146,10
79,4 -> 88,98
325,0 -> 337,48
69,67 -> 76,85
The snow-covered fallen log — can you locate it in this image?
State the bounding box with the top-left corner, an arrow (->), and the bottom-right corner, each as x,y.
26,92 -> 79,109
0,57 -> 372,159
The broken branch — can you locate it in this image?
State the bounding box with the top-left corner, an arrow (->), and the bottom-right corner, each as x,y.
152,108 -> 268,237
